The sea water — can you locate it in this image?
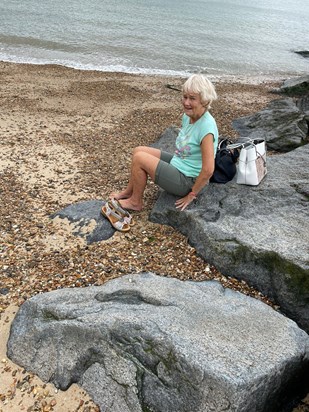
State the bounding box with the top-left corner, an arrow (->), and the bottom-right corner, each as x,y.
0,0 -> 308,77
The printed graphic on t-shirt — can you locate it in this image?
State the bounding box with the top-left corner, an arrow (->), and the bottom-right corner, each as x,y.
175,133 -> 191,159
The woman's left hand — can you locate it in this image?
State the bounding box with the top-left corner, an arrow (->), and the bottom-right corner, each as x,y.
175,194 -> 195,211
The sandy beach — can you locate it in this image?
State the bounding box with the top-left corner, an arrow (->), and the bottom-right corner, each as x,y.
0,61 -> 307,411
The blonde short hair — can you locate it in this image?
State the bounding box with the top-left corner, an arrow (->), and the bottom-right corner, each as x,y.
183,74 -> 217,109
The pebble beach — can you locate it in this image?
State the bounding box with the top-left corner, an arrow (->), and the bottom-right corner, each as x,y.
0,61 -> 307,411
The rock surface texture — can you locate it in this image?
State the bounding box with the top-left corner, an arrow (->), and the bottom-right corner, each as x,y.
7,273 -> 309,412
150,143 -> 309,333
279,75 -> 309,96
232,97 -> 308,152
50,200 -> 115,242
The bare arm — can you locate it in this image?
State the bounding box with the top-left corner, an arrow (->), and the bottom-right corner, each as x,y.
175,134 -> 215,211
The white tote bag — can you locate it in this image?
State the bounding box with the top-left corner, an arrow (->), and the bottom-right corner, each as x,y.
227,139 -> 267,186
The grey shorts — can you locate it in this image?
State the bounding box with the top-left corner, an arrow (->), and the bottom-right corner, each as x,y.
154,151 -> 195,196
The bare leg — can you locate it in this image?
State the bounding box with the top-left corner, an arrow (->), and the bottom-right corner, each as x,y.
110,146 -> 161,201
117,150 -> 161,211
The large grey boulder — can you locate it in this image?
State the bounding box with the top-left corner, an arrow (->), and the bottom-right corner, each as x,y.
150,145 -> 309,333
7,273 -> 309,412
232,98 -> 308,152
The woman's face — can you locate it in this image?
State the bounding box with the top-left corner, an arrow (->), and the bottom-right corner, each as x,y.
182,91 -> 205,121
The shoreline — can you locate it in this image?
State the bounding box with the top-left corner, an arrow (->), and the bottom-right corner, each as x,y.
0,61 -> 307,411
0,58 -> 300,85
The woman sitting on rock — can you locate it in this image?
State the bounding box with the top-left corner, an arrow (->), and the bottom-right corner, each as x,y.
104,74 -> 218,229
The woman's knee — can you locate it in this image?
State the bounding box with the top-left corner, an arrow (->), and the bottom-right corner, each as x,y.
132,151 -> 160,177
133,146 -> 161,159
132,146 -> 148,156
132,150 -> 146,165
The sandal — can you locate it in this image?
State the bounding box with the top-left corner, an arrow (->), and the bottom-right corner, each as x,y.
108,199 -> 135,226
101,203 -> 131,232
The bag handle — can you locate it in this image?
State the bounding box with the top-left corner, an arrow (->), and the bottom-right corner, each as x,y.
217,138 -> 232,150
227,137 -> 265,151
226,141 -> 251,150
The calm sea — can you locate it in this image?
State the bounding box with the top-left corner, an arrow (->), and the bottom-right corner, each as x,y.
0,0 -> 308,78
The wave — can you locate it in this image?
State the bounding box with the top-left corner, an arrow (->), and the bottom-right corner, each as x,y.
0,54 -> 297,85
0,53 -> 191,77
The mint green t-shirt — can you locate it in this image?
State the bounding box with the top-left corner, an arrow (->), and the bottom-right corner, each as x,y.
170,111 -> 218,178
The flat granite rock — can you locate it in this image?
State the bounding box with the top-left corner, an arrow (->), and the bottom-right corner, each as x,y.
50,200 -> 115,243
7,273 -> 309,412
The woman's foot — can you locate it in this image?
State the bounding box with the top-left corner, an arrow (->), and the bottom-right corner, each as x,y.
119,198 -> 143,211
109,189 -> 132,200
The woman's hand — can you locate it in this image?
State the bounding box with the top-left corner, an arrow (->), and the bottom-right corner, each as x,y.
175,134 -> 215,211
175,193 -> 196,211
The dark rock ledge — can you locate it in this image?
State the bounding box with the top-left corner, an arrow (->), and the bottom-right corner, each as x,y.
151,87 -> 309,334
294,50 -> 309,59
50,199 -> 115,243
150,142 -> 309,334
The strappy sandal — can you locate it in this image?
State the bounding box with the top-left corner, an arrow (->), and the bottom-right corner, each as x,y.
108,199 -> 135,226
101,203 -> 131,232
